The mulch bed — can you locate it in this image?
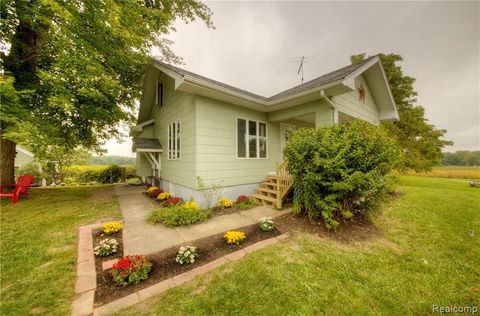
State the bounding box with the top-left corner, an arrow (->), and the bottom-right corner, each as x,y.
93,212 -> 380,306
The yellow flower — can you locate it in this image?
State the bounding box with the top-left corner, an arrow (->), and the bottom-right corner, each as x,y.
217,198 -> 233,209
184,200 -> 199,210
147,186 -> 159,193
102,222 -> 122,235
224,230 -> 246,245
157,191 -> 170,200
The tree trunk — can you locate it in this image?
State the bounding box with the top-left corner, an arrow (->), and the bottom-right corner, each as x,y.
0,136 -> 16,185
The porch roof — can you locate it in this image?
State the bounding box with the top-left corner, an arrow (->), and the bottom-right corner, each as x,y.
133,138 -> 162,152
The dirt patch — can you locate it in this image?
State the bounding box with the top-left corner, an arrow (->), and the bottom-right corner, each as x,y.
94,223 -> 280,306
274,213 -> 381,243
88,187 -> 115,203
47,245 -> 74,254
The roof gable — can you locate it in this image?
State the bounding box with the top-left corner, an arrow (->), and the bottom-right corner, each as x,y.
138,55 -> 398,121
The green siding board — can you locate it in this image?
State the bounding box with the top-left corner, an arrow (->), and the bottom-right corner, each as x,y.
146,68 -> 197,189
333,75 -> 380,124
195,96 -> 281,187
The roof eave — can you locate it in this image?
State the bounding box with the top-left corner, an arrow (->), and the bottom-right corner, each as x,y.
181,75 -> 345,110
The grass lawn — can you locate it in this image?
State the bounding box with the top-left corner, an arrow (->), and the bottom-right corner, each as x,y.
0,185 -> 121,316
115,176 -> 479,315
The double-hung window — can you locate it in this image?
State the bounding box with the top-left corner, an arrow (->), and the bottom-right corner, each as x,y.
237,118 -> 267,159
168,121 -> 181,160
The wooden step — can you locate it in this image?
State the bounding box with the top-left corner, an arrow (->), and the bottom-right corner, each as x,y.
257,187 -> 277,195
262,182 -> 277,189
252,194 -> 276,203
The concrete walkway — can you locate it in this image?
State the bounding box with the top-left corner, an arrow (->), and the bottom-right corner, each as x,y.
114,184 -> 291,255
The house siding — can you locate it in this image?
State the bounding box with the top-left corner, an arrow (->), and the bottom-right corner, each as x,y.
14,149 -> 34,168
332,75 -> 380,124
135,68 -> 385,199
141,69 -> 197,189
195,96 -> 282,188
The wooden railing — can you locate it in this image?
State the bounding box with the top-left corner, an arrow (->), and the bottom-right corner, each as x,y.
275,160 -> 294,209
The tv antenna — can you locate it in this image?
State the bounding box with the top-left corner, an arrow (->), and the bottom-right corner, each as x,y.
290,52 -> 321,84
297,56 -> 305,83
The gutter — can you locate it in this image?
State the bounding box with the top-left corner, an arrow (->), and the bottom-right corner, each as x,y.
320,90 -> 336,125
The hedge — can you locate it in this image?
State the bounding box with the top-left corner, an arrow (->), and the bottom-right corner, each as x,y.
64,165 -> 135,184
284,120 -> 401,229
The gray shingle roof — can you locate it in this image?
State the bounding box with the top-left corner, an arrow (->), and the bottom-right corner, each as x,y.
152,55 -> 377,102
133,138 -> 162,150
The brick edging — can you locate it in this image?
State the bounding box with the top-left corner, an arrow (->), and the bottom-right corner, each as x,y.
72,222 -> 290,316
72,221 -> 123,316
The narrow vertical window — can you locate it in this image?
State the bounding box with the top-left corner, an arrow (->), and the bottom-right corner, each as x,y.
259,122 -> 267,158
156,81 -> 163,107
168,121 -> 180,160
237,119 -> 246,158
248,121 -> 257,158
176,122 -> 181,159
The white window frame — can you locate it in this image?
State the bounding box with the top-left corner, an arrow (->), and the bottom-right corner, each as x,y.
236,117 -> 268,159
167,120 -> 181,160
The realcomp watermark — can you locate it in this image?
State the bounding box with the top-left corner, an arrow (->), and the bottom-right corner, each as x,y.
432,305 -> 478,314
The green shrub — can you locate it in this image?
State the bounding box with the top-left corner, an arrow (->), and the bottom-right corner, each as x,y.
147,205 -> 211,227
124,165 -> 136,178
64,164 -> 132,184
16,162 -> 43,184
97,165 -> 122,183
284,120 -> 401,229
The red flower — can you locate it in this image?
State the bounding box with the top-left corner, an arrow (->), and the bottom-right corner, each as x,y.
236,195 -> 250,204
166,197 -> 184,206
147,189 -> 163,198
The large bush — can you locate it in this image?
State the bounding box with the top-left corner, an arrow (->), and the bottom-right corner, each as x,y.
284,120 -> 401,229
97,165 -> 122,183
64,165 -> 133,184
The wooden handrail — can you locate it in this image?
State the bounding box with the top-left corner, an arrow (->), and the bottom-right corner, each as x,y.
275,160 -> 293,209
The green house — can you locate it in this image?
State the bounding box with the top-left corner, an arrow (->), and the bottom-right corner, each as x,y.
132,55 -> 398,207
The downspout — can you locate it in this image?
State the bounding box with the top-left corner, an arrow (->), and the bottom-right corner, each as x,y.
320,90 -> 336,125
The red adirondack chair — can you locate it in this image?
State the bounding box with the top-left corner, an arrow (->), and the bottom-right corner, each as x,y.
0,174 -> 35,204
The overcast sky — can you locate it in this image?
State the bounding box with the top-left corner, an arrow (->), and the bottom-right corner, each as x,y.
104,0 -> 479,157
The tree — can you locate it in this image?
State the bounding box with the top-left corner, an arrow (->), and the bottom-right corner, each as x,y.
0,0 -> 213,184
350,53 -> 452,171
442,151 -> 480,166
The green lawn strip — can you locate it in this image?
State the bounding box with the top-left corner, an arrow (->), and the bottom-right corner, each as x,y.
114,176 -> 479,315
0,185 -> 121,316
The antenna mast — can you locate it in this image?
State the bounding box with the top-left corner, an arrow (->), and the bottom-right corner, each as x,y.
297,56 -> 305,83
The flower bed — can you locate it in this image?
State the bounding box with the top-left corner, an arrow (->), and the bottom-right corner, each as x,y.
94,220 -> 281,305
93,211 -> 380,306
92,227 -> 124,261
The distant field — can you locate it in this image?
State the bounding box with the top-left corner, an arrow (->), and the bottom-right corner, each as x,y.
405,166 -> 480,179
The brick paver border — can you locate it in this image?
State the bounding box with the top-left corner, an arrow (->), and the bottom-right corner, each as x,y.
71,222 -> 289,316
